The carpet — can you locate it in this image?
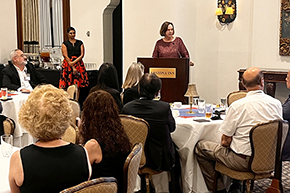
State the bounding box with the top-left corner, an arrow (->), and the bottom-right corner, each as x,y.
252,161 -> 290,192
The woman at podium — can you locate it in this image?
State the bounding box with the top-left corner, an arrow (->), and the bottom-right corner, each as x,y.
152,21 -> 194,66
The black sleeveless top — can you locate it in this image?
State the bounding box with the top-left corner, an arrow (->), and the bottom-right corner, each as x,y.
63,39 -> 83,58
20,143 -> 89,193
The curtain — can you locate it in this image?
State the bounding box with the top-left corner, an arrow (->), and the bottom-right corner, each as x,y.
39,0 -> 52,49
23,0 -> 39,42
52,0 -> 63,48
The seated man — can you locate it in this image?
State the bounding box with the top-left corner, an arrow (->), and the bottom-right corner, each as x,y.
282,70 -> 290,160
122,73 -> 176,193
195,67 -> 282,193
2,49 -> 47,92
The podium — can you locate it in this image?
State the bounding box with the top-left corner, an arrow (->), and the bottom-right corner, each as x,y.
137,58 -> 189,103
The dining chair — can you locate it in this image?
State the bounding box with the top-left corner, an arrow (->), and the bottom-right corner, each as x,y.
62,124 -> 77,144
120,114 -> 149,167
0,115 -> 15,136
69,99 -> 81,126
213,119 -> 289,193
59,177 -> 118,193
123,143 -> 143,193
227,90 -> 247,106
67,84 -> 78,101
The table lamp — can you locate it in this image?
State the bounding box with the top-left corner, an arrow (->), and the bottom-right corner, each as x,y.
184,84 -> 199,114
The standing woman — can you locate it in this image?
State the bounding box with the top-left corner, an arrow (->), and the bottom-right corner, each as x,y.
152,21 -> 194,66
59,27 -> 89,98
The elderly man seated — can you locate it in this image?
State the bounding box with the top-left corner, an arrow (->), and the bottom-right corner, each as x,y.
122,73 -> 176,193
195,67 -> 282,193
2,49 -> 47,93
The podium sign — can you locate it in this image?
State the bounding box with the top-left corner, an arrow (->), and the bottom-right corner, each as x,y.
137,58 -> 189,103
149,68 -> 176,78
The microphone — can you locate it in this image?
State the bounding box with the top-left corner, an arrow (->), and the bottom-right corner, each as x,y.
172,42 -> 182,58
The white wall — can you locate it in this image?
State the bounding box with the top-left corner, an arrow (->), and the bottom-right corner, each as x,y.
1,0 -> 289,103
0,0 -> 17,64
70,0 -> 112,68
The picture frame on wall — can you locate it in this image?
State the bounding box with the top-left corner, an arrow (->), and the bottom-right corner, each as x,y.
280,0 -> 290,56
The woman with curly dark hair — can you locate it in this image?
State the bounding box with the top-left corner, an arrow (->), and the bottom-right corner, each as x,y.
79,90 -> 131,191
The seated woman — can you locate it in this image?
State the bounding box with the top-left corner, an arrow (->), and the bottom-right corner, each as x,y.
122,62 -> 144,105
9,85 -> 102,193
78,90 -> 131,192
90,63 -> 122,110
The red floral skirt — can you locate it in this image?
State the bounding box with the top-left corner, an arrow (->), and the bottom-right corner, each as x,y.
59,56 -> 89,89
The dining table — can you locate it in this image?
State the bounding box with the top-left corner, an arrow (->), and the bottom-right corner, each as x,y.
0,145 -> 20,193
171,105 -> 226,193
1,91 -> 34,147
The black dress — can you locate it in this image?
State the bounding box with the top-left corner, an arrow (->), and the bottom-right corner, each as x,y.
19,143 -> 89,193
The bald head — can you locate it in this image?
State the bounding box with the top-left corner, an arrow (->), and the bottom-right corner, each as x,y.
242,67 -> 264,90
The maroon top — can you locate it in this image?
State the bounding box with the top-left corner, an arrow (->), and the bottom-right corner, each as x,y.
152,37 -> 190,58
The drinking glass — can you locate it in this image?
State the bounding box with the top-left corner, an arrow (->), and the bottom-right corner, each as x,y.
205,104 -> 213,119
220,98 -> 227,109
154,91 -> 161,101
198,99 -> 205,114
1,134 -> 13,158
1,88 -> 8,99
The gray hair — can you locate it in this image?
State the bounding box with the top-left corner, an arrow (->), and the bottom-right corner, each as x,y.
10,49 -> 21,64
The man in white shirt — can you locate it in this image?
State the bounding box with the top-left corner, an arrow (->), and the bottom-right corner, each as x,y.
2,49 -> 47,92
195,67 -> 282,193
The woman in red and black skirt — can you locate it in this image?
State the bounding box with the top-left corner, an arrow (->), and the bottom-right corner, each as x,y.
59,27 -> 89,99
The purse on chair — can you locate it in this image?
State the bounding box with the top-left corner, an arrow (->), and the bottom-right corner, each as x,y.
266,121 -> 284,193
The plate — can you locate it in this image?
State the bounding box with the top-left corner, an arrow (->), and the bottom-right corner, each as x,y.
0,98 -> 13,101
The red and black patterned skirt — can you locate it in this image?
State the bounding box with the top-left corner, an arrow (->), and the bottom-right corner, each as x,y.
59,56 -> 89,89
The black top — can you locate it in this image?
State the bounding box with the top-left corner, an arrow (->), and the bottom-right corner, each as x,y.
91,143 -> 129,193
122,99 -> 176,171
123,86 -> 140,105
63,40 -> 83,58
20,143 -> 89,193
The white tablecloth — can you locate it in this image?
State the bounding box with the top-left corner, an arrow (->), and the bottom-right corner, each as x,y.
171,111 -> 224,193
0,146 -> 19,193
1,93 -> 34,147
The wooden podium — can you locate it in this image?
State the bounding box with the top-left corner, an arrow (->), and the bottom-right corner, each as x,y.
137,58 -> 189,103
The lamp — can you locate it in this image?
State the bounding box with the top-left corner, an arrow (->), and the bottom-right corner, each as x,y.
184,84 -> 199,114
215,0 -> 237,25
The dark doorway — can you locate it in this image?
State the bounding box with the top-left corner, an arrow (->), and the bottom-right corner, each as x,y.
113,0 -> 123,91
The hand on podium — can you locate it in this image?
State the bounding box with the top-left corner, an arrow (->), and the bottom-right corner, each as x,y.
189,61 -> 194,66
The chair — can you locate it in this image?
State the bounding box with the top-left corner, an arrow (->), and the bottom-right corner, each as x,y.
120,115 -> 149,167
59,177 -> 118,193
67,84 -> 78,101
227,90 -> 247,106
70,99 -> 81,126
123,143 -> 143,193
0,115 -> 15,136
3,117 -> 15,135
213,119 -> 289,193
62,124 -> 77,144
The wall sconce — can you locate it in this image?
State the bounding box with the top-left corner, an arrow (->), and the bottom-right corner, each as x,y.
215,0 -> 237,25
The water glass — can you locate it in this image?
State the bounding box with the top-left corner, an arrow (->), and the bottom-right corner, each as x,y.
220,98 -> 227,108
1,134 -> 13,158
1,88 -> 8,99
198,99 -> 205,113
205,104 -> 213,119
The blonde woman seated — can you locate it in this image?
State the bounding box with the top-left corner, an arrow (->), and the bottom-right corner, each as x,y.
122,62 -> 144,105
9,85 -> 102,193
